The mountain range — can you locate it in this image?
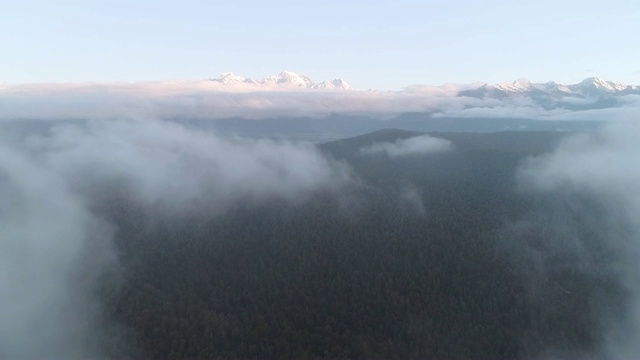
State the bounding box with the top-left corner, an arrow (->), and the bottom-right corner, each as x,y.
208,71 -> 352,90
208,72 -> 639,98
459,77 -> 640,101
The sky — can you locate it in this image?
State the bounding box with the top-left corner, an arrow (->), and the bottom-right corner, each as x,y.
2,0 -> 640,90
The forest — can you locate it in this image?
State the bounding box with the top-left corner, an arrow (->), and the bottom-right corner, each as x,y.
80,128 -> 632,359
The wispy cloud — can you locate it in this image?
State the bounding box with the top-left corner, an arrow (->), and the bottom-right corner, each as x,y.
0,81 -> 481,120
0,119 -> 350,358
516,123 -> 640,359
1,78 -> 639,122
360,134 -> 454,158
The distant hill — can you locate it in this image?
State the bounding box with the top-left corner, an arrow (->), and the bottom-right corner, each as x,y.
178,113 -> 602,141
319,128 -> 567,160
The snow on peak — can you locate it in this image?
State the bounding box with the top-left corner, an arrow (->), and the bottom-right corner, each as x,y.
495,78 -> 533,92
582,76 -> 607,85
461,77 -> 639,99
528,81 -> 572,94
581,76 -> 613,89
570,77 -> 629,93
218,72 -> 247,84
455,76 -> 640,105
313,78 -> 352,90
210,71 -> 350,91
271,71 -> 314,87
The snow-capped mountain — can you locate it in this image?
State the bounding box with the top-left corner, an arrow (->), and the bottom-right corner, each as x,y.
209,71 -> 352,90
460,77 -> 640,100
568,77 -> 634,95
494,78 -> 534,93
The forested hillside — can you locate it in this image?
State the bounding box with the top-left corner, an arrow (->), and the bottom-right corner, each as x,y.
95,129 -> 625,359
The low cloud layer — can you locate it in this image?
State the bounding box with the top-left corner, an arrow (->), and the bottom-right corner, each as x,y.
0,81 -> 487,120
432,95 -> 640,122
0,119 -> 350,359
0,146 -> 116,359
519,127 -> 640,193
37,120 -> 349,207
9,80 -> 639,121
515,123 -> 640,359
360,134 -> 454,158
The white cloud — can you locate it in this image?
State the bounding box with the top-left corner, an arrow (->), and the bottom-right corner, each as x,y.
0,119 -> 350,358
546,105 -> 640,122
0,146 -> 116,359
0,81 -> 515,121
360,134 -> 454,158
2,79 -> 639,123
37,120 -> 350,208
433,106 -> 570,119
517,123 -> 640,359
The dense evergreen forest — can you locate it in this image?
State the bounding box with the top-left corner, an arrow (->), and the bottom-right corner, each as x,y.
94,129 -> 628,359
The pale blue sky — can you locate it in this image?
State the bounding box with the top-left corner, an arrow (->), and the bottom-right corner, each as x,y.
2,0 -> 639,90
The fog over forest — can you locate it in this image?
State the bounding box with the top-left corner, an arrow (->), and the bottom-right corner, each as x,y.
1,89 -> 640,358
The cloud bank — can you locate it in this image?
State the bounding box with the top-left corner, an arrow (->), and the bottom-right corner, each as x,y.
2,76 -> 640,122
0,81 -> 489,120
0,145 -> 116,359
360,134 -> 454,158
514,123 -> 640,359
0,119 -> 350,359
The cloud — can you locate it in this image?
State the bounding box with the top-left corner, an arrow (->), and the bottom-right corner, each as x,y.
558,96 -> 600,106
515,123 -> 640,359
2,79 -> 640,124
36,120 -> 350,208
519,126 -> 640,194
0,81 -> 509,121
546,104 -> 640,122
433,105 -> 570,119
360,134 -> 453,157
401,82 -> 486,96
0,145 -> 116,359
0,119 -> 350,358
399,183 -> 426,216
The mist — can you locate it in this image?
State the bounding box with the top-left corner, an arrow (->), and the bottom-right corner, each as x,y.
0,145 -> 117,359
2,94 -> 640,358
512,123 -> 640,359
6,80 -> 636,122
0,82 -> 485,120
359,134 -> 454,157
0,119 -> 350,359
